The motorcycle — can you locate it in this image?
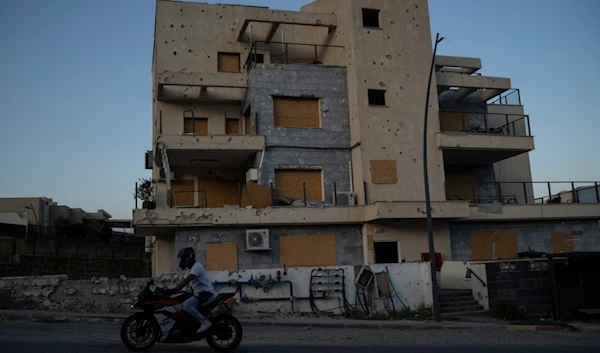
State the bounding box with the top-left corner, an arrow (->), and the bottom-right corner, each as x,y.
120,279 -> 243,352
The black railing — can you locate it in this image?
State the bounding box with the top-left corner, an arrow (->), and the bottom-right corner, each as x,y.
244,41 -> 345,73
466,267 -> 486,287
488,88 -> 521,105
445,181 -> 600,205
165,181 -> 352,208
439,111 -> 532,136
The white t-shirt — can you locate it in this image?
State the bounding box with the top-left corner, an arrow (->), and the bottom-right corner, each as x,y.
189,262 -> 215,295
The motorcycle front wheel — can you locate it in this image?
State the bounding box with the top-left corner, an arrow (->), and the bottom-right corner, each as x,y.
206,315 -> 243,352
120,312 -> 160,352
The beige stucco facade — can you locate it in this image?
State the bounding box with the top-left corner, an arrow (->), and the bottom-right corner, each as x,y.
138,0 -> 599,276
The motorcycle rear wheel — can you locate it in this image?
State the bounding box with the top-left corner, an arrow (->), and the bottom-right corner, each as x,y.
206,315 -> 243,352
120,312 -> 160,352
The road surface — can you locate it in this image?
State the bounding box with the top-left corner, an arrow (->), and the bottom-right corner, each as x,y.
1,320 -> 599,352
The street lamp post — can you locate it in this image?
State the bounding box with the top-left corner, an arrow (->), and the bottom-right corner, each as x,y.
423,33 -> 444,322
24,204 -> 39,236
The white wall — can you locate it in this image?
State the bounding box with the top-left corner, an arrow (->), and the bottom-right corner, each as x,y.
468,263 -> 489,310
0,212 -> 28,229
440,261 -> 471,290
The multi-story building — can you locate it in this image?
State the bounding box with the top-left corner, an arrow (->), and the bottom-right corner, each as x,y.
135,0 -> 600,276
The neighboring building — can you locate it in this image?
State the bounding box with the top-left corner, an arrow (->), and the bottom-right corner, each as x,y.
134,0 -> 600,276
0,197 -> 113,229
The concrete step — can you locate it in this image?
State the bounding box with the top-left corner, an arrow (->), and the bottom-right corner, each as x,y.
439,295 -> 476,303
441,309 -> 488,317
438,290 -> 473,297
440,300 -> 479,308
440,305 -> 484,314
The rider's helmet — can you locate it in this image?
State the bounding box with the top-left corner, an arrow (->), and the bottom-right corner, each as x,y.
177,247 -> 196,270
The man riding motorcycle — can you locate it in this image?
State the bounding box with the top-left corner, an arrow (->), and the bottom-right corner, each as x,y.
168,247 -> 215,334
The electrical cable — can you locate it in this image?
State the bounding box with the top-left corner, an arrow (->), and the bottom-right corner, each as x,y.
385,269 -> 409,309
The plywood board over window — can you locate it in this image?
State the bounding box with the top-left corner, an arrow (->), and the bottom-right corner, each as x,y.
183,118 -> 208,134
167,180 -> 196,207
196,177 -> 240,208
445,171 -> 477,201
440,111 -> 470,132
206,243 -> 238,271
218,52 -> 240,72
275,169 -> 323,201
225,119 -> 240,135
552,233 -> 574,253
245,115 -> 251,135
471,229 -> 518,261
273,97 -> 320,128
279,235 -> 336,267
370,160 -> 398,184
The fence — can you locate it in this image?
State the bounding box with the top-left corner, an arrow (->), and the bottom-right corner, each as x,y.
165,180 -> 351,208
445,181 -> 600,205
244,41 -> 345,72
439,111 -> 532,136
1,227 -> 149,262
488,88 -> 521,105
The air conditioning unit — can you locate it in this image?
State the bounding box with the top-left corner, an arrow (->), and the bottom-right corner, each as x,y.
246,168 -> 258,183
332,191 -> 356,206
245,229 -> 271,251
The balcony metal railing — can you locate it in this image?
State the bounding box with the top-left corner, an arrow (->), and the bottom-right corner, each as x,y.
439,111 -> 532,136
244,41 -> 345,73
162,181 -> 350,208
488,88 -> 521,105
445,181 -> 600,205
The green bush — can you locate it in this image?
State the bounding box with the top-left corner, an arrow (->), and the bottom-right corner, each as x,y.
497,299 -> 527,321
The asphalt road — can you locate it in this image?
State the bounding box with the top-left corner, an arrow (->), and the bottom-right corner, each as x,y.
1,321 -> 599,353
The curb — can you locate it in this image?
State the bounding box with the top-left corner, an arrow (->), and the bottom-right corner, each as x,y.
1,311 -> 597,332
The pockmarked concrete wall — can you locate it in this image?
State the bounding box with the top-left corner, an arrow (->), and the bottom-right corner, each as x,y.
450,219 -> 600,261
0,263 -> 432,314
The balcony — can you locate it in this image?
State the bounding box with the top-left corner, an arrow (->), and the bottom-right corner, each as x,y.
156,72 -> 248,102
445,181 -> 600,205
243,41 -> 345,72
437,110 -> 534,164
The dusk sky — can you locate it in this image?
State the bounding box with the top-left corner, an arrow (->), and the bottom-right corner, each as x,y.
0,0 -> 598,219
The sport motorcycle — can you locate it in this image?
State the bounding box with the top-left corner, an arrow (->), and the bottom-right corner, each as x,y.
120,279 -> 242,352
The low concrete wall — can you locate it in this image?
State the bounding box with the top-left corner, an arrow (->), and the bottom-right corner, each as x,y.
0,263 -> 432,315
0,255 -> 151,279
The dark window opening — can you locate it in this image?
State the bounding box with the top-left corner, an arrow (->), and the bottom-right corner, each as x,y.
362,8 -> 380,28
250,53 -> 264,64
368,89 -> 386,106
374,242 -> 399,264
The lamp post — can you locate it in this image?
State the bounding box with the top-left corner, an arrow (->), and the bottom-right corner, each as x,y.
24,203 -> 39,236
423,33 -> 445,322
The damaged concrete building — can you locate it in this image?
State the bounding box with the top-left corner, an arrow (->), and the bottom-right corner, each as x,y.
135,0 -> 600,276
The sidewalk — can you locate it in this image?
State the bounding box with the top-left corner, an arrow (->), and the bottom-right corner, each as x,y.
1,309 -> 598,332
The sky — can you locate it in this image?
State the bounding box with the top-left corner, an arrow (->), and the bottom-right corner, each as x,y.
0,0 -> 598,219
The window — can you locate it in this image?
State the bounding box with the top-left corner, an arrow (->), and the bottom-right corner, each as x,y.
368,89 -> 386,106
273,97 -> 320,128
218,52 -> 240,72
362,8 -> 380,28
275,169 -> 323,202
183,117 -> 208,134
374,242 -> 399,264
250,53 -> 264,64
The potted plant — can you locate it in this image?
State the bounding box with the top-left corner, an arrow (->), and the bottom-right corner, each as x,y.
136,177 -> 156,210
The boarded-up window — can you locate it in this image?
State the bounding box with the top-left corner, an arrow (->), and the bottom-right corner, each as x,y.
241,182 -> 273,208
471,230 -> 518,261
279,235 -> 336,267
218,52 -> 240,72
370,160 -> 398,184
440,111 -> 470,132
167,180 -> 195,207
552,233 -> 574,253
445,171 -> 477,201
245,115 -> 251,135
275,169 -> 323,201
225,119 -> 240,135
273,97 -> 320,128
206,243 -> 238,271
183,118 -> 208,134
197,177 -> 240,208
